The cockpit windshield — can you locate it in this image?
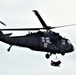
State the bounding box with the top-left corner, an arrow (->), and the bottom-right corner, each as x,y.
61,38 -> 72,45
67,39 -> 72,45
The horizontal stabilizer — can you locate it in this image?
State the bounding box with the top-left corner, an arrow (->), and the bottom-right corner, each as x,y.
4,33 -> 12,36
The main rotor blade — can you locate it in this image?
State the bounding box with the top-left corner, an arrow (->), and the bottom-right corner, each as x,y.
1,24 -> 76,31
51,24 -> 76,29
1,28 -> 46,31
33,10 -> 49,28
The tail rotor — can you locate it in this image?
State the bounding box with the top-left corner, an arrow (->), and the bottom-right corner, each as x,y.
0,21 -> 6,26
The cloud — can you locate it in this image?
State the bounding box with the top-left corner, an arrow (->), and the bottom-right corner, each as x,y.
0,0 -> 23,5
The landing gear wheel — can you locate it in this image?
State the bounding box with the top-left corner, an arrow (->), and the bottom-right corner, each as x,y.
61,50 -> 65,56
61,53 -> 65,56
45,54 -> 50,59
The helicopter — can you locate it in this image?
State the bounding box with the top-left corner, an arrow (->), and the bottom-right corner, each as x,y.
0,10 -> 75,59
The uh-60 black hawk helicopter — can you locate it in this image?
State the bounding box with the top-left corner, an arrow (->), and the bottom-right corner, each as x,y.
0,10 -> 75,61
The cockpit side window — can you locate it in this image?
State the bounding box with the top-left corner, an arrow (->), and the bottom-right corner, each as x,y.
61,39 -> 66,45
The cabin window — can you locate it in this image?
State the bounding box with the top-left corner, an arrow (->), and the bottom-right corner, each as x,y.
41,37 -> 45,42
41,37 -> 50,43
46,37 -> 50,43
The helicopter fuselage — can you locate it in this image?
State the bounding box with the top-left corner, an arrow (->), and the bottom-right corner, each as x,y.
0,10 -> 75,63
0,30 -> 74,55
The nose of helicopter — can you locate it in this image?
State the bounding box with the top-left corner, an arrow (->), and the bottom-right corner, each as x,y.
69,45 -> 74,52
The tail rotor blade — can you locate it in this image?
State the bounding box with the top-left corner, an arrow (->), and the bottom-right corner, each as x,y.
0,21 -> 6,26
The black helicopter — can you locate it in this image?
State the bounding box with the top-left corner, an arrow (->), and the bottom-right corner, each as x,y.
0,10 -> 75,59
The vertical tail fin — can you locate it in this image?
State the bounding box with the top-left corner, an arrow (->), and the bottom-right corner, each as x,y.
0,21 -> 6,36
0,29 -> 4,36
0,29 -> 5,41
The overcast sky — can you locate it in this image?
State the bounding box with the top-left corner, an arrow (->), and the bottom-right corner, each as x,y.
0,0 -> 76,75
